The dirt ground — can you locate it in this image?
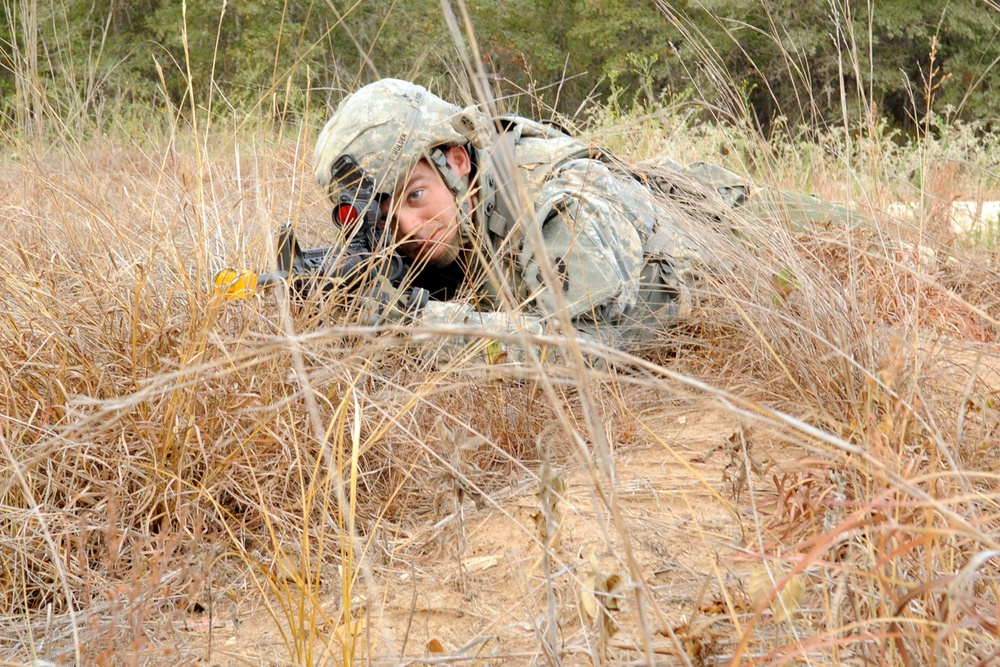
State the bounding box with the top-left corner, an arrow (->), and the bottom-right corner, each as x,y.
4,140 -> 998,667
141,399 -> 800,666
125,335 -> 1000,667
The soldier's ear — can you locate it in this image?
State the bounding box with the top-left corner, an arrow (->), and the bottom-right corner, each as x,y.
443,145 -> 471,179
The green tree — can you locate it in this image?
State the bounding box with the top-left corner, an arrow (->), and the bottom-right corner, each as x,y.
2,0 -> 999,134
470,0 -> 684,117
662,0 -> 1000,133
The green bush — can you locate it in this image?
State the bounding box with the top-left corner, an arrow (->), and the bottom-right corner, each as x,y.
1,0 -> 998,135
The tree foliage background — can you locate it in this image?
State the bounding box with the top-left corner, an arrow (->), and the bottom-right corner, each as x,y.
1,0 -> 998,134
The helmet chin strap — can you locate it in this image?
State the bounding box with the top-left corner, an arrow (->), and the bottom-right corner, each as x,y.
426,144 -> 508,307
426,146 -> 478,262
427,146 -> 470,201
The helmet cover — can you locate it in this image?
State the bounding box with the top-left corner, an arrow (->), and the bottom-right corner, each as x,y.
313,79 -> 482,198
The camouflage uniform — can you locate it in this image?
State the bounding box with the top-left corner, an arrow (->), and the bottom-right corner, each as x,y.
313,79 -> 861,366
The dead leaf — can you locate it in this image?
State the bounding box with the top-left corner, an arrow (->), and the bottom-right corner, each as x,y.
603,574 -> 622,612
463,555 -> 500,573
334,616 -> 368,659
749,562 -> 805,622
748,565 -> 770,610
771,266 -> 800,304
534,468 -> 566,550
775,574 -> 804,622
580,573 -> 598,622
578,553 -> 622,637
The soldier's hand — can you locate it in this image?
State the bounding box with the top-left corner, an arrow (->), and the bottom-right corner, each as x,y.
352,283 -> 429,326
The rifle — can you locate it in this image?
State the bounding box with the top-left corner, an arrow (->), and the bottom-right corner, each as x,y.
214,155 -> 428,318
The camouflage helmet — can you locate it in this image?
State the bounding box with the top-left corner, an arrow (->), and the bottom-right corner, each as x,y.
313,79 -> 485,197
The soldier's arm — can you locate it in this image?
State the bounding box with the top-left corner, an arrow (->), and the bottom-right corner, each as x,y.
413,299 -> 614,368
519,158 -> 646,320
518,158 -> 700,340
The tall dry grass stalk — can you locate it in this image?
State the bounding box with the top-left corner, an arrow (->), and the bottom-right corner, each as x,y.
2,0 -> 1000,665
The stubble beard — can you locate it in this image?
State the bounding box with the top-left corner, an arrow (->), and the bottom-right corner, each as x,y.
428,231 -> 462,268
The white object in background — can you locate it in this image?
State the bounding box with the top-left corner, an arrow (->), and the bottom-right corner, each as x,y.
885,200 -> 1000,236
949,200 -> 1000,236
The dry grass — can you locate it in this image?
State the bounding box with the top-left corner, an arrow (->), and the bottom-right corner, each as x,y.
3,3 -> 1000,666
3,120 -> 999,666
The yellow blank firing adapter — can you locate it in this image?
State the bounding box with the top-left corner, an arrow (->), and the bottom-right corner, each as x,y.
213,268 -> 260,299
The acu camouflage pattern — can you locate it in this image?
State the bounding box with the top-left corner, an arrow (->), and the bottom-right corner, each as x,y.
314,79 -> 866,367
461,115 -> 740,350
313,79 -> 487,197
397,113 -> 743,364
421,112 -> 867,363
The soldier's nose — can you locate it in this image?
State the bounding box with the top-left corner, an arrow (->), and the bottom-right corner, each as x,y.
394,214 -> 420,238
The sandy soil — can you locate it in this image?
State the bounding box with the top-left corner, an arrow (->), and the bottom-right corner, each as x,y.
120,333 -> 1000,667
146,399 -> 795,666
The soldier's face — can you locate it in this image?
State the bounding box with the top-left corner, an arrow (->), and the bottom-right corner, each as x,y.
382,146 -> 471,265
